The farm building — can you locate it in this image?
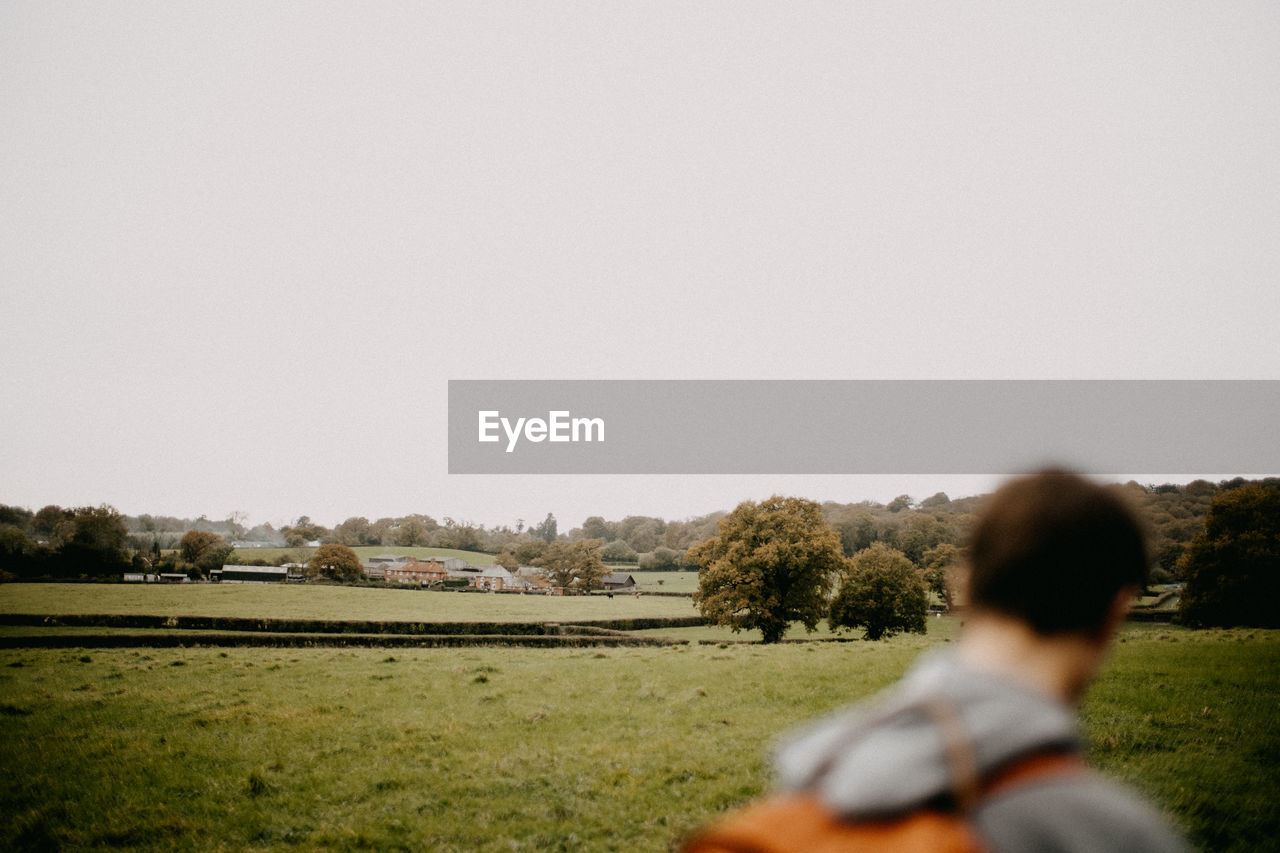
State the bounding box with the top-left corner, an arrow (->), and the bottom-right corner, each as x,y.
467,565 -> 515,591
216,565 -> 288,583
513,567 -> 550,589
385,559 -> 448,585
602,573 -> 636,590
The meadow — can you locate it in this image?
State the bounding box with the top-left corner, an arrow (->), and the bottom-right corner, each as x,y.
0,583 -> 698,624
0,584 -> 1276,851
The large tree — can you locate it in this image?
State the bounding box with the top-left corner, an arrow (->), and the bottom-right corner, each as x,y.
1178,483 -> 1280,628
177,530 -> 234,578
689,496 -> 844,644
307,544 -> 365,583
829,543 -> 928,641
533,540 -> 608,590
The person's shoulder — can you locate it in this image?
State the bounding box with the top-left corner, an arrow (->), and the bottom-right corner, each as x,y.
974,771 -> 1191,853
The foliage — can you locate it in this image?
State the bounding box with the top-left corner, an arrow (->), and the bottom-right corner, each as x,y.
920,542 -> 961,606
1178,483 -> 1280,628
829,543 -> 928,641
53,506 -> 131,577
689,495 -> 844,644
638,546 -> 687,571
177,530 -> 234,578
601,539 -> 638,563
533,540 -> 608,590
532,512 -> 559,544
282,516 -> 331,547
307,544 -> 365,583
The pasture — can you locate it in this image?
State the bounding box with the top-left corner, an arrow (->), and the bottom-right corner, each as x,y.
0,583 -> 1276,851
0,583 -> 698,624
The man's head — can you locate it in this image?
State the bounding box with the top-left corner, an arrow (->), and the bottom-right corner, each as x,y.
966,469 -> 1148,637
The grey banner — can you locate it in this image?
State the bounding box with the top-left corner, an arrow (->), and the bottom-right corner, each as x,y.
448,380 -> 1279,475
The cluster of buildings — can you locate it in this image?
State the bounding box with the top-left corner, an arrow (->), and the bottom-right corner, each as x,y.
200,554 -> 638,594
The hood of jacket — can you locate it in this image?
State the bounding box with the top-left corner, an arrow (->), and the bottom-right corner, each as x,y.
772,651 -> 1080,819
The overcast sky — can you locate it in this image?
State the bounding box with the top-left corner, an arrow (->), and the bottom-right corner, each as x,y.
2,2 -> 1278,531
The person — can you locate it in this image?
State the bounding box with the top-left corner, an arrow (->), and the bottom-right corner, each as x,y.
686,469 -> 1190,852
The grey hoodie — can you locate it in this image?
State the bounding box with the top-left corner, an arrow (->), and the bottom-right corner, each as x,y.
772,651 -> 1190,852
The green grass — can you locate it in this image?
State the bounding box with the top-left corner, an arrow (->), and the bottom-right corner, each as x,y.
0,587 -> 1274,852
1083,624 -> 1280,852
229,545 -> 498,565
0,583 -> 698,623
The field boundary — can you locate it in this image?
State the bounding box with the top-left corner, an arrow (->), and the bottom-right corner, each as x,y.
0,613 -> 708,635
0,631 -> 690,649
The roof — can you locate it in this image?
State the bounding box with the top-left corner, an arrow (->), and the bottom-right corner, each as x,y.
603,572 -> 636,585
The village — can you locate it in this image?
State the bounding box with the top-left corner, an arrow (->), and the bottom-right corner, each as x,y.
126,553 -> 641,596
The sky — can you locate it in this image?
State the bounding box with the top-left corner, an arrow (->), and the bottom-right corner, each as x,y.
2,2 -> 1278,532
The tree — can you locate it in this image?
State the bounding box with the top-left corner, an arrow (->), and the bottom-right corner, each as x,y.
56,506 -> 131,577
600,539 -> 638,563
533,540 -> 608,590
395,516 -> 433,547
282,516 -> 330,547
1178,483 -> 1280,628
689,496 -> 844,644
581,516 -> 612,542
920,542 -> 960,608
532,513 -> 558,544
830,543 -> 928,640
307,544 -> 365,583
887,494 -> 914,513
177,530 -> 234,578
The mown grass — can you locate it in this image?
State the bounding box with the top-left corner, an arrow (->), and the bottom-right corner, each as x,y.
0,583 -> 698,623
0,589 -> 1275,852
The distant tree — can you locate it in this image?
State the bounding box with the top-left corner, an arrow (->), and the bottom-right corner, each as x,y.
638,546 -> 684,571
1178,483 -> 1280,628
335,516 -> 374,546
178,529 -> 234,578
282,516 -> 330,547
832,511 -> 879,556
920,491 -> 951,509
56,506 -> 131,577
33,505 -> 74,540
307,544 -> 365,583
887,494 -> 914,513
920,542 -> 961,607
830,543 -> 928,641
0,524 -> 40,577
532,513 -> 558,544
179,530 -> 224,564
600,539 -> 638,563
493,550 -> 519,570
689,496 -> 843,644
581,516 -> 612,542
514,539 -> 548,564
394,515 -> 437,547
533,540 -> 608,590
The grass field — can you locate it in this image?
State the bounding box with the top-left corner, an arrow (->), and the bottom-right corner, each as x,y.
0,584 -> 1276,851
0,583 -> 699,624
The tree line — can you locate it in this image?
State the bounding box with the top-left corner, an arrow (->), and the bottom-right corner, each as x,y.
1,477 -> 1273,603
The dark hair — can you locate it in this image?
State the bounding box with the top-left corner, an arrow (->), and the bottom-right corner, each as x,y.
967,469 -> 1148,635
